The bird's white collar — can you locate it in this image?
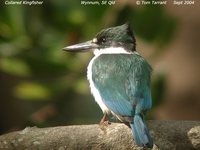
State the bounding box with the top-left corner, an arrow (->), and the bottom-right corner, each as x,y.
93,47 -> 132,56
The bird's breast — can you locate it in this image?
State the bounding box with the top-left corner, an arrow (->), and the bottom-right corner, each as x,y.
87,55 -> 110,114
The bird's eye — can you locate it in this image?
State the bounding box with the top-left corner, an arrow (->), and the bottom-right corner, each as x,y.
102,38 -> 106,43
98,36 -> 106,44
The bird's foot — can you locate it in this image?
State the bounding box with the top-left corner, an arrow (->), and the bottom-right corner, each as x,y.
99,113 -> 111,127
100,120 -> 111,126
99,114 -> 111,132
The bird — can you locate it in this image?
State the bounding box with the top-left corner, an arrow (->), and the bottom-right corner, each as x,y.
63,23 -> 153,148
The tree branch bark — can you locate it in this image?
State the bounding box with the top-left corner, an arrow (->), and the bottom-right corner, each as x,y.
0,121 -> 200,150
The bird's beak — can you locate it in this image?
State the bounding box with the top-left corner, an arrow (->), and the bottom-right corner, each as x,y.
62,40 -> 98,52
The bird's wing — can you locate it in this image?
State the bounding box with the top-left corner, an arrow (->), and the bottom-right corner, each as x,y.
92,54 -> 152,117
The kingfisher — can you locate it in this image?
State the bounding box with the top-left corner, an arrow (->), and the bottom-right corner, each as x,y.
63,23 -> 153,148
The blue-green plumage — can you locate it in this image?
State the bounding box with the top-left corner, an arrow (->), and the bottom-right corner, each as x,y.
63,23 -> 153,148
92,53 -> 152,116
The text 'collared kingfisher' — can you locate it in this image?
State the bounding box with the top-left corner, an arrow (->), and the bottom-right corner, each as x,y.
63,23 -> 153,148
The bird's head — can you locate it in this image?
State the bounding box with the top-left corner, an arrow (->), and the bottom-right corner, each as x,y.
63,23 -> 136,55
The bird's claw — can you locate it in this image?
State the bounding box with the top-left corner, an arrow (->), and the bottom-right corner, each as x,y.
99,113 -> 111,128
99,120 -> 111,126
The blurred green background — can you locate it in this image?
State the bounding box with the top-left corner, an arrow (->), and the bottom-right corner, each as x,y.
0,0 -> 200,134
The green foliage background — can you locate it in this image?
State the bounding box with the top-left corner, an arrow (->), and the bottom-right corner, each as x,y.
0,0 -> 176,134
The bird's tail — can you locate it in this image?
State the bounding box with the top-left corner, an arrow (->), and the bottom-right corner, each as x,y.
130,114 -> 153,148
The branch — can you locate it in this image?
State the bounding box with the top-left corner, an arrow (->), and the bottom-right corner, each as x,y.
0,121 -> 200,150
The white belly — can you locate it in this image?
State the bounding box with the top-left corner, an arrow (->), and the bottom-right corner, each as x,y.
87,55 -> 110,114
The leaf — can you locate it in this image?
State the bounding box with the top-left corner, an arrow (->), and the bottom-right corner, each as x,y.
14,82 -> 51,100
0,58 -> 31,76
